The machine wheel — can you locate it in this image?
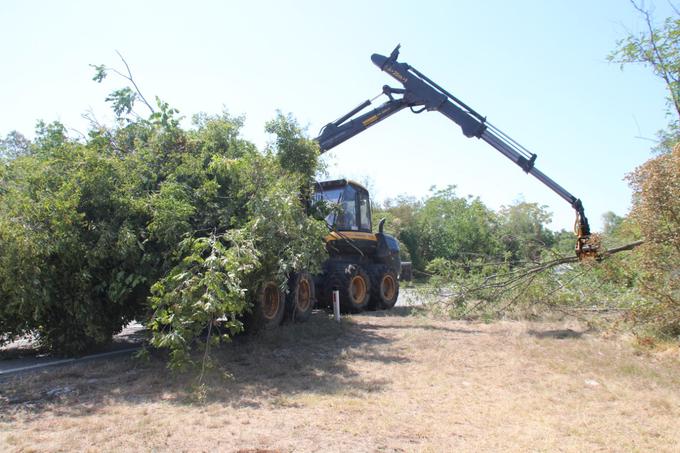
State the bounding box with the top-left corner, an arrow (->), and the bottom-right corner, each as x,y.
245,280 -> 285,332
370,266 -> 400,310
328,266 -> 371,313
287,271 -> 315,322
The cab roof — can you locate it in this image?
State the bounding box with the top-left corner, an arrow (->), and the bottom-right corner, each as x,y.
315,178 -> 369,194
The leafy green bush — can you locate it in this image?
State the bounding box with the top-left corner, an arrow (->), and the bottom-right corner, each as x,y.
0,123 -> 150,353
0,104 -> 326,360
395,186 -> 501,270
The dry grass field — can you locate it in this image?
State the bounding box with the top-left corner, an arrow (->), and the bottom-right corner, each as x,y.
1,306 -> 680,452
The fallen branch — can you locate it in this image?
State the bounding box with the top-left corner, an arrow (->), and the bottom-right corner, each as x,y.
423,240 -> 645,316
507,240 -> 645,276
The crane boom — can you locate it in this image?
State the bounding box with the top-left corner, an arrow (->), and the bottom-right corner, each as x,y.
315,45 -> 597,259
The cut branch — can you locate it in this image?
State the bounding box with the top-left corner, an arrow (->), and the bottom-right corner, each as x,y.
426,240 -> 645,316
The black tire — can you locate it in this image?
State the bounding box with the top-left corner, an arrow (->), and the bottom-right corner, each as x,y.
367,266 -> 386,311
245,280 -> 285,332
328,265 -> 371,313
286,271 -> 315,322
371,268 -> 399,310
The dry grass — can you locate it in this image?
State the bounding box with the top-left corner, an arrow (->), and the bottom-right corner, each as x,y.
1,307 -> 680,452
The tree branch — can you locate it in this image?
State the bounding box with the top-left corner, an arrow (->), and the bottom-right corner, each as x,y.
669,1 -> 680,17
114,50 -> 155,115
630,0 -> 680,119
427,240 -> 645,316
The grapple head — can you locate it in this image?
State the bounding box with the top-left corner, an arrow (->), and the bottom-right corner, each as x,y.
574,209 -> 600,260
576,234 -> 601,260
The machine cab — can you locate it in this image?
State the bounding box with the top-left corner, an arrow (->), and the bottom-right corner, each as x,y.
313,179 -> 372,233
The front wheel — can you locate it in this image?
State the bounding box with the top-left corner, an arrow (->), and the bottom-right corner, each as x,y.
328,266 -> 371,313
245,280 -> 285,332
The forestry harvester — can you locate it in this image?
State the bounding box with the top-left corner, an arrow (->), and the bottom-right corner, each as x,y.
250,45 -> 598,328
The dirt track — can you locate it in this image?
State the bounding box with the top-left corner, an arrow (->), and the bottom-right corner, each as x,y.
1,307 -> 679,452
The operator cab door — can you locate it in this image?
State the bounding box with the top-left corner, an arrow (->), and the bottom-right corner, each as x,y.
313,181 -> 372,233
313,180 -> 377,256
357,190 -> 372,232
333,184 -> 372,233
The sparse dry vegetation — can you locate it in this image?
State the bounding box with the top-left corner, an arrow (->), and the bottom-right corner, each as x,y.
2,307 -> 679,452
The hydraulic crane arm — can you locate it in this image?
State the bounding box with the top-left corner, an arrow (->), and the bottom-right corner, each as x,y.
315,45 -> 597,259
317,97 -> 407,151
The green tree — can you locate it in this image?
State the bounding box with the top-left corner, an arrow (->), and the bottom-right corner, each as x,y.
265,112 -> 320,181
0,131 -> 31,161
498,201 -> 554,262
608,1 -> 680,337
373,195 -> 421,263
626,143 -> 680,335
0,101 -> 327,362
601,211 -> 625,236
413,186 -> 501,268
0,127 -> 151,353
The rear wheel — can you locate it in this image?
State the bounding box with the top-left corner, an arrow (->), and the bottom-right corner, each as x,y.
287,271 -> 315,322
246,280 -> 285,331
370,266 -> 399,310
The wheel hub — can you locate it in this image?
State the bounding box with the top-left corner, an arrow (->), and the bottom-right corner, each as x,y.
350,275 -> 367,302
381,274 -> 396,300
297,279 -> 311,311
262,283 -> 281,320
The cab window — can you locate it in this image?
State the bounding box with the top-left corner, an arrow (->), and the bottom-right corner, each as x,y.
336,185 -> 357,230
358,192 -> 371,231
313,187 -> 343,227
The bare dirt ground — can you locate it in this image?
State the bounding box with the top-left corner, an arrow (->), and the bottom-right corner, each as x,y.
1,307 -> 679,452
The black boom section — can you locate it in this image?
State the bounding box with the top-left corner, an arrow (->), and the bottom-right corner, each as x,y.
316,99 -> 407,152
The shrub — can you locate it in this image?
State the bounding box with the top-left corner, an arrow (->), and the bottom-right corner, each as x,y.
626,143 -> 680,336
0,108 -> 327,360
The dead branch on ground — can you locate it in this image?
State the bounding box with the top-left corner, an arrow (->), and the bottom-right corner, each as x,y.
423,240 -> 645,318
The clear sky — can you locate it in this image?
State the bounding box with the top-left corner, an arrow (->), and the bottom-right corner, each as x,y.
1,0 -> 675,232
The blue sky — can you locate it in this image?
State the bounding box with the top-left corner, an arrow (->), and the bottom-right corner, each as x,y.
1,0 -> 675,232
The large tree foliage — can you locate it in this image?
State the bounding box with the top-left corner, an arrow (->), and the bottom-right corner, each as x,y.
372,195 -> 421,263
377,193 -> 563,271
412,187 -> 501,269
0,102 -> 326,360
497,201 -> 555,263
375,187 -> 502,272
0,131 -> 30,161
626,143 -> 680,335
0,123 -> 153,353
604,2 -> 680,336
